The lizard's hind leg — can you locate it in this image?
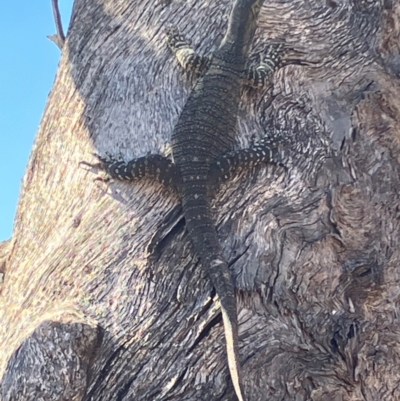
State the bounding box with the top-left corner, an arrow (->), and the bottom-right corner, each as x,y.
93,153 -> 181,190
207,138 -> 284,193
166,26 -> 210,73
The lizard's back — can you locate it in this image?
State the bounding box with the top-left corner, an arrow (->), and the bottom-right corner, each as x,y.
171,53 -> 244,168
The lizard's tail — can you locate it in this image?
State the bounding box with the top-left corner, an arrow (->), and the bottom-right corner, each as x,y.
221,306 -> 245,401
208,258 -> 245,401
183,193 -> 246,401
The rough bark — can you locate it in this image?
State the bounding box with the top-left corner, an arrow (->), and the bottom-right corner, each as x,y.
1,0 -> 400,400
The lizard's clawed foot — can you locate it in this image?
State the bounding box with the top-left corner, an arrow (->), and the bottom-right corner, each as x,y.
165,25 -> 189,52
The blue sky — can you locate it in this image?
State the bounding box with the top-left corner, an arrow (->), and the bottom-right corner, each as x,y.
0,1 -> 73,241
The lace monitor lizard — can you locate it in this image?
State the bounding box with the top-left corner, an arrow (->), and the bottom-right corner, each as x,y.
92,0 -> 304,399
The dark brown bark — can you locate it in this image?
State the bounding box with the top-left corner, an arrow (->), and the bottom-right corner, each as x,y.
1,0 -> 400,400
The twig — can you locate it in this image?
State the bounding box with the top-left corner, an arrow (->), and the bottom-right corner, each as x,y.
47,0 -> 66,50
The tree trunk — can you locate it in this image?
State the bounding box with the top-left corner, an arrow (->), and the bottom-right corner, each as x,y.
1,0 -> 400,400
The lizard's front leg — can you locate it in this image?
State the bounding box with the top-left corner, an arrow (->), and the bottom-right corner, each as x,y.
92,153 -> 181,191
207,138 -> 284,192
166,26 -> 211,73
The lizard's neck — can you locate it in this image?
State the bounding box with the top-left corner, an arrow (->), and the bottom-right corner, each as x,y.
219,0 -> 264,57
